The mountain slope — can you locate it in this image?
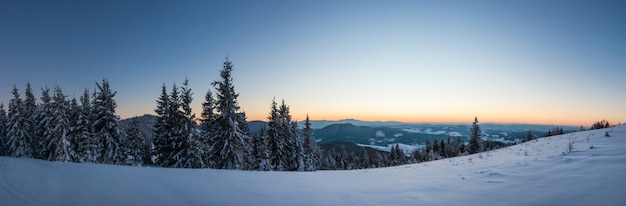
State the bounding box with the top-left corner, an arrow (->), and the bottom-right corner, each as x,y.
1,125 -> 624,206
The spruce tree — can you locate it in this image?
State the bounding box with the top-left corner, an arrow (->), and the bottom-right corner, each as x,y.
253,126 -> 271,171
34,87 -> 53,159
23,83 -> 37,154
525,131 -> 533,142
266,98 -> 286,170
7,85 -> 33,157
174,79 -> 204,168
125,119 -> 146,166
92,79 -> 123,164
152,84 -> 171,166
302,114 -> 321,171
47,86 -> 76,162
0,103 -> 7,156
468,117 -> 482,154
207,59 -> 250,170
76,89 -> 99,163
199,88 -> 217,167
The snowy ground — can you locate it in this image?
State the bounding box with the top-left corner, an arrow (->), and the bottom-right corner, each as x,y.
1,125 -> 625,206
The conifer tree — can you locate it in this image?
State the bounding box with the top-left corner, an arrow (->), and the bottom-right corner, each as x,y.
525,131 -> 533,142
0,103 -> 7,156
34,87 -> 53,159
468,117 -> 482,154
199,89 -> 217,166
76,89 -> 99,163
152,84 -> 171,166
207,59 -> 250,170
23,83 -> 37,153
302,114 -> 321,171
174,79 -> 204,168
389,144 -> 405,166
47,86 -> 76,162
439,138 -> 447,158
92,79 -> 123,164
125,119 -> 146,166
266,98 -> 286,170
253,126 -> 271,171
7,85 -> 33,157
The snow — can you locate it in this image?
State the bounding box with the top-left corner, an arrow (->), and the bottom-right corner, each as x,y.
402,128 -> 461,137
375,130 -> 385,137
447,131 -> 462,137
2,125 -> 626,206
357,143 -> 421,154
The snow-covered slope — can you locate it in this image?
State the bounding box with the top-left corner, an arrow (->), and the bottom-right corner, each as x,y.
1,125 -> 625,206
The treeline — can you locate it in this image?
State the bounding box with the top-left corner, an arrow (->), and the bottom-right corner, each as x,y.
590,120 -> 611,130
544,127 -> 565,137
0,59 -> 322,171
318,117 -> 508,170
0,80 -> 125,163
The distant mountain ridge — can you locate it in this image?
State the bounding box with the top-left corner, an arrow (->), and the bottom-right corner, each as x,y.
121,115 -> 579,151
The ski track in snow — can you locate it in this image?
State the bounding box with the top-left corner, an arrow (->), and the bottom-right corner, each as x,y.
1,125 -> 625,206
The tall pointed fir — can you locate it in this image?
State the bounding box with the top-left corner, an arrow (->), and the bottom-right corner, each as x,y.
279,100 -> 303,171
207,58 -> 250,170
174,79 -> 204,168
46,86 -> 76,162
302,114 -> 321,171
7,85 -> 33,157
199,89 -> 217,166
468,117 -> 482,154
23,83 -> 37,155
0,103 -> 7,156
266,99 -> 286,170
253,126 -> 271,171
76,89 -> 99,163
92,79 -> 123,164
266,99 -> 303,171
34,87 -> 53,159
153,84 -> 171,166
125,119 -> 146,166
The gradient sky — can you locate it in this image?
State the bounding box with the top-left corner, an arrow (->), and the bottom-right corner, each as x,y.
1,0 -> 625,126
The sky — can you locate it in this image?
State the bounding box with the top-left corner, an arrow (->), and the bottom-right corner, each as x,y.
1,0 -> 625,126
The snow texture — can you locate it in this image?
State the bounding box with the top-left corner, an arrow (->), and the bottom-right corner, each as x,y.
1,125 -> 625,206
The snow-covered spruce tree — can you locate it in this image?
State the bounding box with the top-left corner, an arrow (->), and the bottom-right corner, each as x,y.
279,100 -> 303,171
124,119 -> 146,166
207,59 -> 250,170
302,114 -> 321,171
0,103 -> 8,156
75,89 -> 99,163
152,80 -> 204,168
199,89 -> 217,167
265,99 -> 304,171
253,126 -> 271,171
7,86 -> 34,157
152,84 -> 171,166
23,83 -> 37,153
34,87 -> 53,159
389,144 -> 401,166
67,97 -> 81,162
173,79 -> 204,168
92,79 -> 124,164
266,98 -> 287,170
468,117 -> 482,154
46,86 -> 76,162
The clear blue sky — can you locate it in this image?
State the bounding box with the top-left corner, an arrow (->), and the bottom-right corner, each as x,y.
1,0 -> 625,126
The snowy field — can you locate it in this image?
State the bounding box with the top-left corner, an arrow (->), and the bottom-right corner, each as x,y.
1,125 -> 625,206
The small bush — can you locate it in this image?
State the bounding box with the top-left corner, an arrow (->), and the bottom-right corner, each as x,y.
567,136 -> 577,153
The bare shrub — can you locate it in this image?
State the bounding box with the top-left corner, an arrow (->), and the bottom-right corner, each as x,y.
567,136 -> 577,153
